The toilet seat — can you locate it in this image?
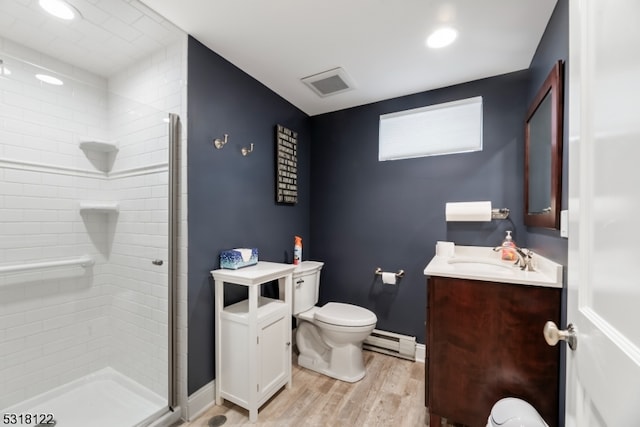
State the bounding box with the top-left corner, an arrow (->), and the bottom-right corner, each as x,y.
315,302 -> 377,327
488,397 -> 548,427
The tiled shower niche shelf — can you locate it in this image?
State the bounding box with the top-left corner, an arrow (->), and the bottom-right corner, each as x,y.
79,201 -> 120,214
79,140 -> 119,153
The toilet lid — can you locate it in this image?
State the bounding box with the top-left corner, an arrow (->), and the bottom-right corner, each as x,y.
490,398 -> 547,427
315,302 -> 377,327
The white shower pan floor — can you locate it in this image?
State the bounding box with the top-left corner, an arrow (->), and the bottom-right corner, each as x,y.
4,367 -> 166,427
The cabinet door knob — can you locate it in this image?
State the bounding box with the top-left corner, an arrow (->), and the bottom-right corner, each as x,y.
543,321 -> 577,350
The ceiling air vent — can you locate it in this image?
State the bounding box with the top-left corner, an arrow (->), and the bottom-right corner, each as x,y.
301,67 -> 354,97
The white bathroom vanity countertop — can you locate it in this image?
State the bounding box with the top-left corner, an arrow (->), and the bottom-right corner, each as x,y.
424,245 -> 563,288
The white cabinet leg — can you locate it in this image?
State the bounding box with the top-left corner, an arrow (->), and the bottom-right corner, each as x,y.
249,408 -> 258,423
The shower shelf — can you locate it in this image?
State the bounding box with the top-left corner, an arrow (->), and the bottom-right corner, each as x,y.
79,140 -> 119,173
79,140 -> 119,152
79,201 -> 120,213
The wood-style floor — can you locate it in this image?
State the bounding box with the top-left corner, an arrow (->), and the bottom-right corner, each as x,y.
179,351 -> 455,427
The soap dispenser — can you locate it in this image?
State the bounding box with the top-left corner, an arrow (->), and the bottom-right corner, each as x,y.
501,231 -> 517,261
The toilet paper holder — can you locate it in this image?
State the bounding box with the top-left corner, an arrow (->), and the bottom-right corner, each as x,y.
374,267 -> 405,278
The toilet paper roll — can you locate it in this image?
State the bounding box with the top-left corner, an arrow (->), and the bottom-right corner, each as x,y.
445,201 -> 492,222
381,272 -> 397,285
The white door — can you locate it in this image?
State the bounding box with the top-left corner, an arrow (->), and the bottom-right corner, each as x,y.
566,0 -> 640,425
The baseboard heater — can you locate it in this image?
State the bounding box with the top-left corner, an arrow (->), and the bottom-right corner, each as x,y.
363,329 -> 417,361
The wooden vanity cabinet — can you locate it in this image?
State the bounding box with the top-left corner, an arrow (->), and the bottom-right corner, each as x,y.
426,276 -> 561,427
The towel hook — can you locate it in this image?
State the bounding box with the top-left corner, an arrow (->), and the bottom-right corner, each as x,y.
213,133 -> 228,149
241,143 -> 254,156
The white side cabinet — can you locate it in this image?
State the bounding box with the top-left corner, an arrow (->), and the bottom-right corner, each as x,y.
211,262 -> 296,422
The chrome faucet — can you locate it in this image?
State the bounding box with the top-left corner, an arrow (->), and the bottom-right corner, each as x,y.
492,246 -> 535,271
514,247 -> 535,271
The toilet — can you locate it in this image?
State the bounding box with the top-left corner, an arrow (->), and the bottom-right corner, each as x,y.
292,261 -> 377,382
487,398 -> 549,427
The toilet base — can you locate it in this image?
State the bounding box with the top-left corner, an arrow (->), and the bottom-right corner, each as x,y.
297,353 -> 365,383
295,322 -> 368,383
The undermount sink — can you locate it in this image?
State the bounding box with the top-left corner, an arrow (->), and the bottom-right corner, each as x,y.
446,257 -> 515,275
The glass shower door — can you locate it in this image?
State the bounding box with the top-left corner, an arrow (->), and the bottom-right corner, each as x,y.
0,0 -> 185,425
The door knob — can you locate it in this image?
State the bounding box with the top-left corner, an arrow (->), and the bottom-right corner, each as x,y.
543,321 -> 577,350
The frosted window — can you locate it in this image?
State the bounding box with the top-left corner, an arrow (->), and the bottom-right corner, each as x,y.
378,96 -> 483,161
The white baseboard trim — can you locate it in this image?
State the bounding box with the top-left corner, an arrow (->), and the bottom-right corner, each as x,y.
186,380 -> 216,422
415,343 -> 426,363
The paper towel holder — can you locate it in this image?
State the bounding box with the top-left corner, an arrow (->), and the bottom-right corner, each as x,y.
491,208 -> 510,220
445,201 -> 510,222
374,267 -> 405,278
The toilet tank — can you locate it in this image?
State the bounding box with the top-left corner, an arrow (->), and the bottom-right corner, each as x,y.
292,261 -> 324,315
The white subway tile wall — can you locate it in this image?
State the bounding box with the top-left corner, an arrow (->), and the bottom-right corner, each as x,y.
0,29 -> 188,412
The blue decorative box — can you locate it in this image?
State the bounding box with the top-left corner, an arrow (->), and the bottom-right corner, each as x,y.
220,248 -> 258,270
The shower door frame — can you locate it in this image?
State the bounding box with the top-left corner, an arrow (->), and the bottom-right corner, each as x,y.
167,113 -> 180,411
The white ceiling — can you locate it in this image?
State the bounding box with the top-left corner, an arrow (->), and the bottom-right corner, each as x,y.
141,0 -> 558,116
0,0 -> 557,116
0,0 -> 183,78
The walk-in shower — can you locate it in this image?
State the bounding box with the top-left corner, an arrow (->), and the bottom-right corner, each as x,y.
0,1 -> 186,426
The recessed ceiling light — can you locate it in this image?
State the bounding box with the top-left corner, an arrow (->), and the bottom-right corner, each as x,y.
426,27 -> 458,49
39,0 -> 79,20
36,73 -> 64,85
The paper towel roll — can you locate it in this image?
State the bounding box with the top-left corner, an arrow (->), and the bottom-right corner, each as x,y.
445,201 -> 492,222
381,272 -> 397,285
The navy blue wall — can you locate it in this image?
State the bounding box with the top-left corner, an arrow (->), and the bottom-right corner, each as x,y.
309,71 -> 529,344
187,37 -> 311,394
525,2 -> 569,426
526,0 -> 569,265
